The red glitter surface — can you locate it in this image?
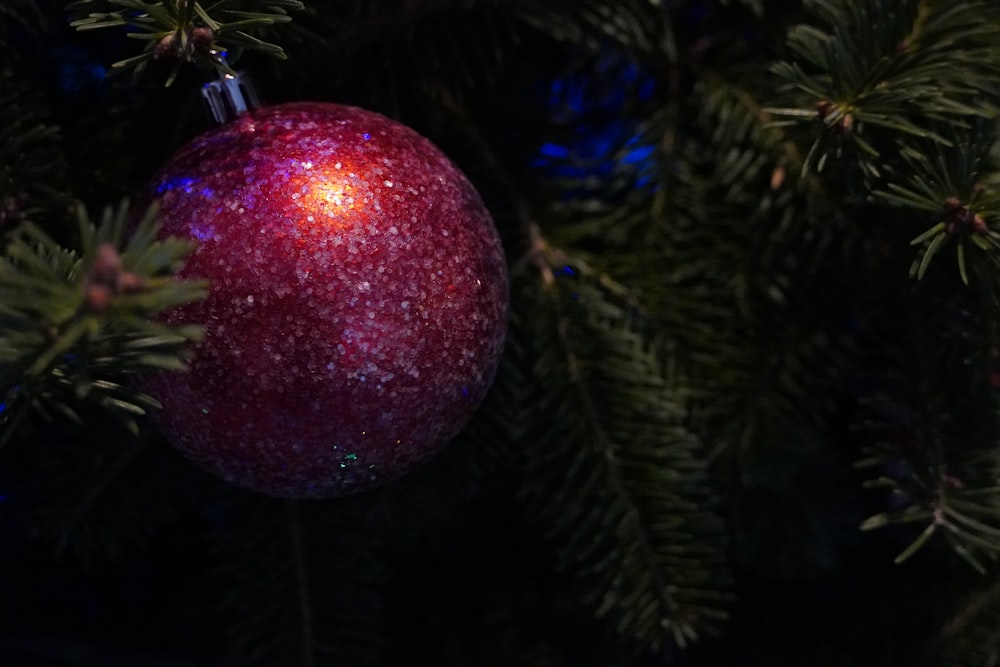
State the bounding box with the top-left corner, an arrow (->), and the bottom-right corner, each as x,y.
141,102 -> 508,498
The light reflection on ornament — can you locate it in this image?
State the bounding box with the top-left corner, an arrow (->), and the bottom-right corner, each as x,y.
288,163 -> 363,229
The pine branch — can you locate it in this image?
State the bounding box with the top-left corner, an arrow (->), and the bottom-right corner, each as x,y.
10,427 -> 184,564
0,78 -> 72,229
512,231 -> 731,652
873,122 -> 1000,289
0,635 -> 207,666
0,201 -> 207,446
858,410 -> 1000,573
929,572 -> 1000,666
286,500 -> 317,667
610,67 -> 874,579
212,493 -> 384,666
717,0 -> 764,16
274,0 -> 521,125
855,284 -> 1000,572
768,0 -> 1000,178
514,0 -> 667,53
0,0 -> 50,67
649,74 -> 854,468
66,0 -> 304,85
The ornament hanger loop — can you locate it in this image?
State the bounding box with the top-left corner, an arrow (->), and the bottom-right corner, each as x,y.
201,67 -> 262,125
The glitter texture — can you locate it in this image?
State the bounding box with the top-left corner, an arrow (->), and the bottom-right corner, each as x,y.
142,102 -> 508,498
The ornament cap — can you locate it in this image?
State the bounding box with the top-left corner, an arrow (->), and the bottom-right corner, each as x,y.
201,72 -> 261,124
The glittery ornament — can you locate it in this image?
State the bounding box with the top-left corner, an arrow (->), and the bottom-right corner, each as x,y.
141,102 -> 508,498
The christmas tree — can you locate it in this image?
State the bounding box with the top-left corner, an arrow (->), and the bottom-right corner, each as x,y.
4,0 -> 1000,664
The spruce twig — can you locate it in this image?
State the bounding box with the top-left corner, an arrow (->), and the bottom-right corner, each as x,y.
0,201 -> 206,445
66,0 -> 304,85
286,499 -> 317,667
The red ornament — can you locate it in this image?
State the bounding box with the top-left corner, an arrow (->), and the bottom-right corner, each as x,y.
142,102 -> 508,498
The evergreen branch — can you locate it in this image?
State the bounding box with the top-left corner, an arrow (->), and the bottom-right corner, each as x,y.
0,81 -> 72,229
212,494 -> 384,665
0,201 -> 206,445
873,125 -> 1000,287
651,74 -> 854,468
768,0 -> 1000,177
514,0 -> 667,53
0,0 -> 49,67
717,0 -> 764,15
514,234 -> 730,651
0,635 -> 206,666
285,500 -> 317,667
213,494 -> 318,665
284,1 -> 523,123
634,70 -> 875,580
66,0 -> 303,85
12,423 -> 186,565
29,437 -> 146,557
648,72 -> 825,338
928,572 -> 1000,666
859,432 -> 1000,572
855,286 -> 1000,572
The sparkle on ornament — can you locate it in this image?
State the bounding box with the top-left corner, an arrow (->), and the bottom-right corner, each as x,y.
189,223 -> 217,242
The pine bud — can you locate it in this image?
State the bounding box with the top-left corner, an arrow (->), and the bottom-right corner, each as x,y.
191,27 -> 215,50
84,283 -> 114,314
89,243 -> 123,287
0,193 -> 27,227
815,100 -> 853,135
154,33 -> 179,60
943,197 -> 988,236
117,272 -> 146,294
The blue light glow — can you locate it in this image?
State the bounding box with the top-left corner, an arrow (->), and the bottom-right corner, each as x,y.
549,76 -> 587,117
531,118 -> 656,184
556,265 -> 576,277
0,384 -> 19,415
538,142 -> 571,159
156,175 -> 199,194
531,52 -> 660,196
622,144 -> 655,165
53,46 -> 107,95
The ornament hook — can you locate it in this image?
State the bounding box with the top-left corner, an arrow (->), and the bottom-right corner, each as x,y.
201,70 -> 261,124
